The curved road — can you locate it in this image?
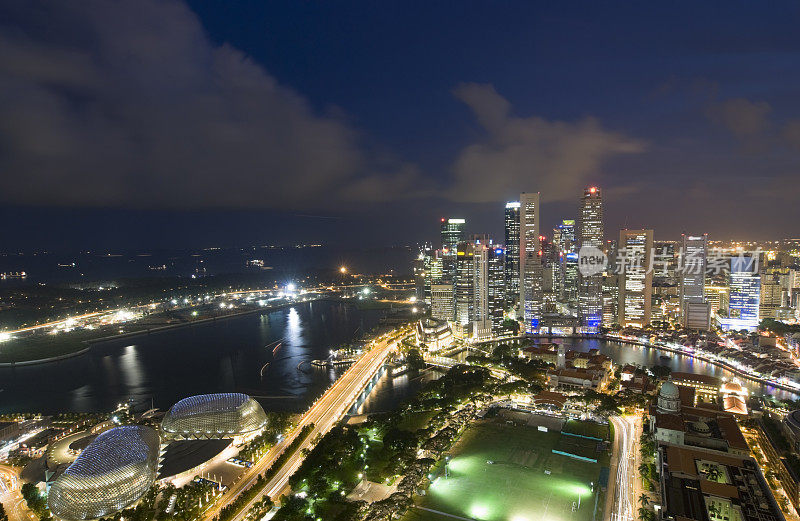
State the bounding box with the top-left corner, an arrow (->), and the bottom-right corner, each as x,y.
0,464 -> 33,521
200,332 -> 403,521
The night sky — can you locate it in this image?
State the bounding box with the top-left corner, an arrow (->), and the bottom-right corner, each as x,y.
2,1 -> 799,251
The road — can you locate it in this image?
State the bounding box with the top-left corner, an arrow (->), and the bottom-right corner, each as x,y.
0,464 -> 33,521
608,415 -> 638,521
201,334 -> 401,521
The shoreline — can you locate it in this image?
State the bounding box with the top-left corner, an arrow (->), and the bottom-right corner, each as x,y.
0,299 -> 332,368
532,333 -> 800,396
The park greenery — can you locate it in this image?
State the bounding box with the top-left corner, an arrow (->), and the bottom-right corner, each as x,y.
272,364 -> 491,521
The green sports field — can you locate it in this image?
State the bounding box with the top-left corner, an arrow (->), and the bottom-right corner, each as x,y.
406,420 -> 603,521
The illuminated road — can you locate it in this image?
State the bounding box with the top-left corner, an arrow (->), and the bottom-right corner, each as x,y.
608,416 -> 636,521
0,464 -> 31,521
201,332 -> 402,521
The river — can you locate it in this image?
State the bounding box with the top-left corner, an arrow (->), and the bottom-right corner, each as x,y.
1,304 -> 796,415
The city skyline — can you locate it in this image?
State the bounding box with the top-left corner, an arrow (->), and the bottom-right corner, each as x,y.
2,1 -> 800,251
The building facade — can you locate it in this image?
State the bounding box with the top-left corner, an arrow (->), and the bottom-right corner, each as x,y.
520,192 -> 543,332
578,187 -> 604,329
618,229 -> 654,327
504,201 -> 520,305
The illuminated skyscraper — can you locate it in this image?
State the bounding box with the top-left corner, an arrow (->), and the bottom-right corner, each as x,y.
578,187 -> 603,329
504,202 -> 521,304
520,192 -> 543,332
680,234 -> 708,329
441,218 -> 465,249
618,229 -> 654,327
553,219 -> 577,305
726,254 -> 760,331
488,246 -> 506,335
454,241 -> 475,327
431,283 -> 455,322
680,234 -> 707,307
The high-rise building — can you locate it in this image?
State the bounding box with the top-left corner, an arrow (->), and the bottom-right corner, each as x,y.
520,192 -> 543,332
504,202 -> 521,305
488,246 -> 506,335
602,274 -> 619,326
554,219 -> 577,306
431,283 -> 455,322
759,261 -> 786,321
441,218 -> 465,250
453,239 -> 501,339
680,234 -> 707,317
412,254 -> 426,303
618,229 -> 654,327
725,254 -> 760,331
578,187 -> 603,329
706,284 -> 729,317
454,241 -> 475,327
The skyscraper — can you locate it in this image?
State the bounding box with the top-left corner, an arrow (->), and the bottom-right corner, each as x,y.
504,202 -> 521,305
553,219 -> 577,305
441,218 -> 465,250
578,187 -> 603,329
618,229 -> 654,327
431,283 -> 455,322
488,245 -> 506,335
520,192 -> 543,332
726,254 -> 760,331
680,234 -> 708,329
454,241 -> 475,327
679,234 -> 707,308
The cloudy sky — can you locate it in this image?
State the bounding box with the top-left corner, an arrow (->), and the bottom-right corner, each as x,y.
2,1 -> 799,250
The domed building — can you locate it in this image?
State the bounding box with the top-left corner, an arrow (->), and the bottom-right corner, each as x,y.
48,425 -> 160,521
161,393 -> 267,441
657,381 -> 681,414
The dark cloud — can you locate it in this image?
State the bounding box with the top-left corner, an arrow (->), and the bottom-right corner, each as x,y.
706,98 -> 772,152
448,83 -> 645,204
0,0 -> 421,210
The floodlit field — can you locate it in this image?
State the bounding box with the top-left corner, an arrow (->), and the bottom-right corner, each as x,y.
405,420 -> 604,521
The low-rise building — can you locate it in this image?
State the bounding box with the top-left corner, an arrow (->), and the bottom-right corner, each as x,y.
659,444 -> 785,521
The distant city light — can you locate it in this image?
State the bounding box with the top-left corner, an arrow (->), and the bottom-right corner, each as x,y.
0,332 -> 12,342
286,283 -> 296,291
339,266 -> 347,274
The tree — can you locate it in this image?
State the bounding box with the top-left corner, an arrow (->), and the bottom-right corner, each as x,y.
639,493 -> 649,508
0,501 -> 8,521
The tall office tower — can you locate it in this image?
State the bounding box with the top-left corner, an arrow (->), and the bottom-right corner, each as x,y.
441,218 -> 466,250
618,229 -> 654,327
488,246 -> 506,335
553,219 -> 576,252
454,241 -> 476,327
705,284 -> 729,316
504,202 -> 521,305
440,218 -> 465,284
653,241 -> 678,285
553,219 -> 577,305
431,283 -> 455,322
429,252 -> 443,284
602,274 -> 619,326
412,253 -> 427,303
520,192 -> 543,332
578,187 -> 603,329
472,242 -> 491,339
726,254 -> 760,331
759,261 -> 786,321
540,234 -> 556,297
679,234 -> 707,307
